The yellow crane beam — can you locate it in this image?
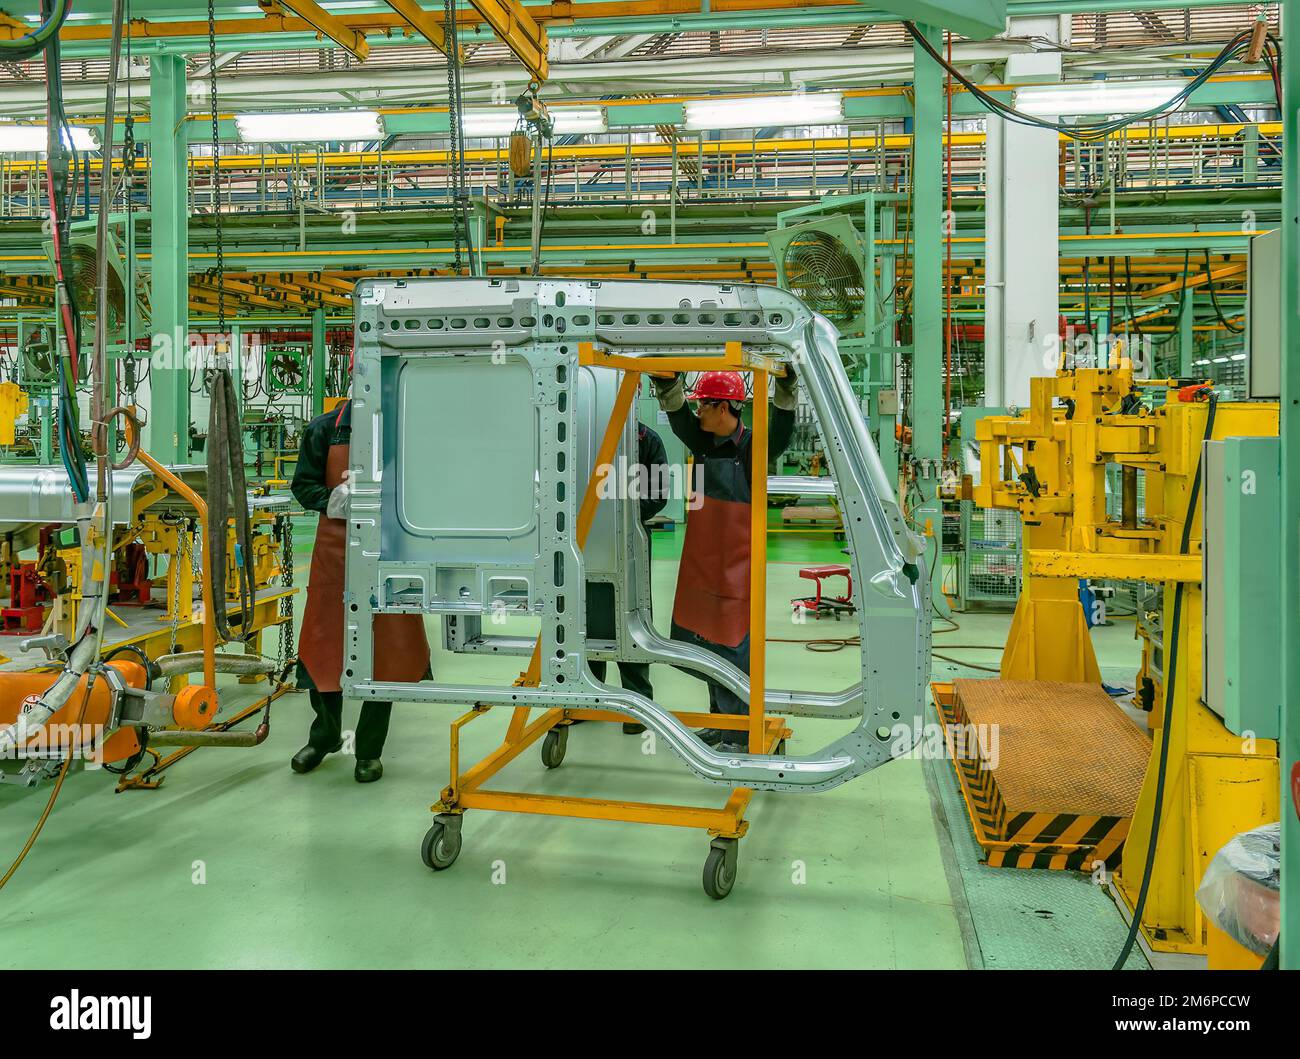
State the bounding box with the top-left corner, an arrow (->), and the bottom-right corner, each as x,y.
258,0 -> 369,61
380,0 -> 463,62
1140,261 -> 1246,300
466,0 -> 548,82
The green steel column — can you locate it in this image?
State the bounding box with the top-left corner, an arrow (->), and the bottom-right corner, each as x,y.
148,54 -> 189,465
311,307 -> 326,418
1178,289 -> 1195,377
230,322 -> 242,416
1278,30 -> 1298,970
911,23 -> 946,608
36,394 -> 53,463
1242,123 -> 1259,185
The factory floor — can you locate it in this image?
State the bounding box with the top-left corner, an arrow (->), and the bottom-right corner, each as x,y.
0,526 -> 1149,970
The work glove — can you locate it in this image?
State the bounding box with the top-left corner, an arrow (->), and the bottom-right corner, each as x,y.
773,360 -> 799,411
650,371 -> 686,413
326,481 -> 351,520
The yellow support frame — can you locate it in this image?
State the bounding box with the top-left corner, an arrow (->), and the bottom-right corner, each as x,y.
433,341 -> 790,843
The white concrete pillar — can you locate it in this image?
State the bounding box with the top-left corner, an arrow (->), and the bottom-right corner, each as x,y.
984,16 -> 1067,409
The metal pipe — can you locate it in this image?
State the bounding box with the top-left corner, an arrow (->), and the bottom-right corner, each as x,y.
1122,465 -> 1138,529
151,651 -> 279,678
145,724 -> 269,748
122,419 -> 218,690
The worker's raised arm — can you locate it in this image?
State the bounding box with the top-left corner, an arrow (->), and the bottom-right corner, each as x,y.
651,372 -> 711,456
291,414 -> 333,514
768,360 -> 799,459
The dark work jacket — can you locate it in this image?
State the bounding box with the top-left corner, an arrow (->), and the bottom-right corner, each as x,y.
291,401 -> 352,514
635,422 -> 670,525
664,403 -> 794,647
666,405 -> 796,497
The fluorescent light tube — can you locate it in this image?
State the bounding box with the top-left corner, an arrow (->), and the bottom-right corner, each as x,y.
235,110 -> 382,143
1014,79 -> 1190,119
552,108 -> 608,134
459,109 -> 520,138
0,125 -> 97,153
683,92 -> 844,131
459,107 -> 607,137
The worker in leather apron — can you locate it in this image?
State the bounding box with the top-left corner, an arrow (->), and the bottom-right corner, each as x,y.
585,421 -> 670,735
290,398 -> 430,782
651,368 -> 797,751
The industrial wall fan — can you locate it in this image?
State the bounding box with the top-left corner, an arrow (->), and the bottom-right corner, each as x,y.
42,221 -> 150,348
17,324 -> 58,386
266,347 -> 310,395
766,214 -> 869,338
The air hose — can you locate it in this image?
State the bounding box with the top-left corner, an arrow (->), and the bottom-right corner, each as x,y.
1112,392 -> 1217,969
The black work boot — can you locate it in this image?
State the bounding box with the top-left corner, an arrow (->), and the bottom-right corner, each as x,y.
354,758 -> 384,783
291,740 -> 343,774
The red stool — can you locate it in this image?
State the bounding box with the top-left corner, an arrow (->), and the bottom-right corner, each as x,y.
792,564 -> 855,620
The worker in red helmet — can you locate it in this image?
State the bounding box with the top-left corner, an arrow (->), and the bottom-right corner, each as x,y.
650,364 -> 798,751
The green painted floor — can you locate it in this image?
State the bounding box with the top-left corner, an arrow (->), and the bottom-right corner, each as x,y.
0,530 -> 1148,970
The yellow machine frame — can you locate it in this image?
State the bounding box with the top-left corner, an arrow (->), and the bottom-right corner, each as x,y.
0,468 -> 296,790
434,342 -> 792,846
973,365 -> 1279,956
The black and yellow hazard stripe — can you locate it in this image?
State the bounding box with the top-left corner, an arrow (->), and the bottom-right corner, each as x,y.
930,681 -> 1133,874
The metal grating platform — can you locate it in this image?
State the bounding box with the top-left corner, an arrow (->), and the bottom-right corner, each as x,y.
934,679 -> 1151,872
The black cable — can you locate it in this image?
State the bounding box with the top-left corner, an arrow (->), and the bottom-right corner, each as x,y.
1122,252 -> 1187,351
1123,255 -> 1144,338
903,22 -> 1254,143
1107,256 -> 1116,337
1112,393 -> 1217,971
0,0 -> 68,59
102,643 -> 155,690
41,0 -> 89,503
1201,248 -> 1244,334
1264,35 -> 1283,110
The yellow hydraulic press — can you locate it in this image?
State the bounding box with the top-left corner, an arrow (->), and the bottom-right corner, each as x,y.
970,365 -> 1279,956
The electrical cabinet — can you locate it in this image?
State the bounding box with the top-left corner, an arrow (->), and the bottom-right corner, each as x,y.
1202,435 -> 1280,738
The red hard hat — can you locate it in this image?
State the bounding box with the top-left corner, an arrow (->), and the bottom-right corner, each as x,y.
686,371 -> 747,403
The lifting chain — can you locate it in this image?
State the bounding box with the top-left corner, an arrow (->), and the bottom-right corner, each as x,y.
206,0 -> 225,373
202,2 -> 256,643
442,0 -> 467,275
167,517 -> 192,653
277,514 -> 295,669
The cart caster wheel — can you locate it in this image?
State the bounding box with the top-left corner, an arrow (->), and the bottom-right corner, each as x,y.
703,837 -> 739,900
775,739 -> 787,756
420,815 -> 462,871
541,726 -> 568,769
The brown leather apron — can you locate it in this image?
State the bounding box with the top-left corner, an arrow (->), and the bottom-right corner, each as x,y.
297,440 -> 430,692
671,432 -> 752,649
